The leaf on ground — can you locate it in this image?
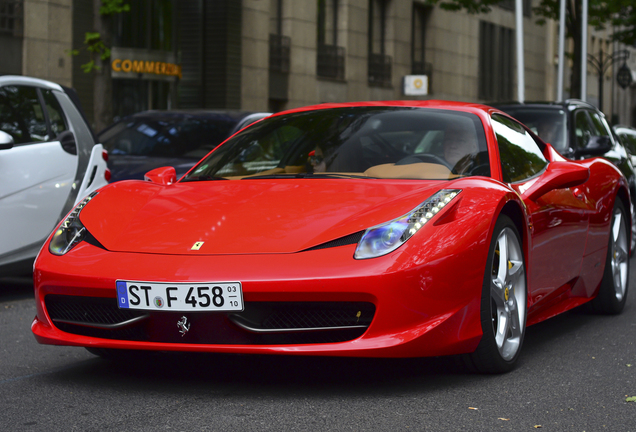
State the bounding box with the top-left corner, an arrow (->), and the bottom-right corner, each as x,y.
626,396 -> 636,402
498,418 -> 509,421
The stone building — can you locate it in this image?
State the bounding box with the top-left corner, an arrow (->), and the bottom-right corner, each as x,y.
2,0 -> 635,128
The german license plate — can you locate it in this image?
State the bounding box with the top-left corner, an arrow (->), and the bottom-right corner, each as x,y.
116,280 -> 243,311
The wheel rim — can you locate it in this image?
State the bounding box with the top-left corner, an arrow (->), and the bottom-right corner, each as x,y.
610,207 -> 629,302
490,227 -> 526,362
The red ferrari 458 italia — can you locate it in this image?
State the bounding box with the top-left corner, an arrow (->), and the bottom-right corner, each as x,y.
32,101 -> 630,373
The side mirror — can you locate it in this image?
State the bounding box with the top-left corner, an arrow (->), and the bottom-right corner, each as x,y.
576,135 -> 612,158
0,130 -> 14,150
144,166 -> 177,185
57,130 -> 77,155
521,161 -> 590,201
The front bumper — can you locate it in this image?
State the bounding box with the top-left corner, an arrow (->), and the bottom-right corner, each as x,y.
33,238 -> 486,358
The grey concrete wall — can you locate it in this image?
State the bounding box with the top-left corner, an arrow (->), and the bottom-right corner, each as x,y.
22,0 -> 73,86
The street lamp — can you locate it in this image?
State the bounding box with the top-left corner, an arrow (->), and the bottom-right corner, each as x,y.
617,63 -> 633,90
587,49 -> 630,112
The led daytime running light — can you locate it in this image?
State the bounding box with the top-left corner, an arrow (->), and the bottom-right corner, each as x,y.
404,189 -> 460,239
354,189 -> 461,259
61,192 -> 96,228
49,191 -> 98,255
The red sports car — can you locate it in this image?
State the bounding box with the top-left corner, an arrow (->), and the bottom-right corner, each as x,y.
32,101 -> 630,373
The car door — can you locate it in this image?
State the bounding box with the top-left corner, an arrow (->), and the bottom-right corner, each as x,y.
0,84 -> 78,261
492,114 -> 591,305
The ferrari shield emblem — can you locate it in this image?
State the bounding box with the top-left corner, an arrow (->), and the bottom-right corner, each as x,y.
191,241 -> 204,250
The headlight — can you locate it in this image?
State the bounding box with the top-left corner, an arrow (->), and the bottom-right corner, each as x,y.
354,189 -> 461,259
49,192 -> 98,255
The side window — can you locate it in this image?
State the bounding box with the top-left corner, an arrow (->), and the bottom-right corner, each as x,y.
620,132 -> 636,155
0,85 -> 49,144
574,110 -> 595,149
41,90 -> 68,137
492,114 -> 548,183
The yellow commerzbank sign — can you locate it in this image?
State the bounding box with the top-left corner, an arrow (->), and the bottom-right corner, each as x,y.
111,58 -> 182,79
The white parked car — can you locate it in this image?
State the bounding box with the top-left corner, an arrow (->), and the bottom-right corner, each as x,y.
0,76 -> 110,276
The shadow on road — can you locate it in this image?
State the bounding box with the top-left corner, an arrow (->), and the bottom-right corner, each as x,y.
0,275 -> 34,302
36,299 -> 628,399
41,349 -> 490,398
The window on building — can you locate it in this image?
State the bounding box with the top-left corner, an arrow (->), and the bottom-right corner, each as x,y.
114,0 -> 174,51
270,0 -> 290,73
368,0 -> 391,86
411,3 -> 431,78
0,0 -> 23,36
479,21 -> 513,101
498,0 -> 532,17
270,0 -> 290,110
317,0 -> 345,80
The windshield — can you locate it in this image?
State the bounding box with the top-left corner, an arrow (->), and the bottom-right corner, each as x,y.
99,115 -> 238,159
184,107 -> 490,181
499,107 -> 568,152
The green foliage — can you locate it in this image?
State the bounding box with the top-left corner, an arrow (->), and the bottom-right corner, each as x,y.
424,0 -> 635,46
77,0 -> 129,73
81,60 -> 97,73
424,0 -> 506,14
99,0 -> 131,16
627,396 -> 636,402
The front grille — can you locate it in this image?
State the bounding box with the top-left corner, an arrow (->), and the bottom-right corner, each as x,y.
46,295 -> 145,325
231,301 -> 374,330
44,295 -> 375,345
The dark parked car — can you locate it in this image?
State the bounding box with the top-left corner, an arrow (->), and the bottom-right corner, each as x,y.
98,110 -> 270,182
494,100 -> 636,253
613,124 -> 636,167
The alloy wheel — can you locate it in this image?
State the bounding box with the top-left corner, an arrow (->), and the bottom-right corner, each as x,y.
610,207 -> 629,302
490,227 -> 526,362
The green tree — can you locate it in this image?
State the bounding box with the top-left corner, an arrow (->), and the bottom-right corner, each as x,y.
69,0 -> 129,131
90,0 -> 129,132
425,0 -> 636,99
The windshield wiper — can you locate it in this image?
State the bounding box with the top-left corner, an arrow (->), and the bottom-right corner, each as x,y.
181,175 -> 228,182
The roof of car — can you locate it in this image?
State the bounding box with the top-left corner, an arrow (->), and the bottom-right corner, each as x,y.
123,110 -> 270,122
490,99 -> 599,111
0,75 -> 64,92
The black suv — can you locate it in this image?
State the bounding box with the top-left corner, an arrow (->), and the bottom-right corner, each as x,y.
494,99 -> 636,253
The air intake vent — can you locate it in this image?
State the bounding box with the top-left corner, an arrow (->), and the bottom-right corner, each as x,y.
304,231 -> 364,251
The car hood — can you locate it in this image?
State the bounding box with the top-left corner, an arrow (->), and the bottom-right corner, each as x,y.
80,179 -> 452,255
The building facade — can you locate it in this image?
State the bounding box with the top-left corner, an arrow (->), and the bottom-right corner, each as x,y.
2,0 -> 636,129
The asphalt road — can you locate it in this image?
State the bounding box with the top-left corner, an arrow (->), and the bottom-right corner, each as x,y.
1,266 -> 635,432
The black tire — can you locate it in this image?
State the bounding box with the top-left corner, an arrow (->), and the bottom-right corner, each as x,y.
629,197 -> 635,257
588,199 -> 630,314
464,215 -> 527,374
